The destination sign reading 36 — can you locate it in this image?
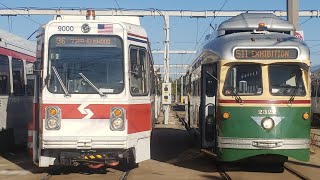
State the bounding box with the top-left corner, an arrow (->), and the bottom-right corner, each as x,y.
234,49 -> 298,59
51,35 -> 118,48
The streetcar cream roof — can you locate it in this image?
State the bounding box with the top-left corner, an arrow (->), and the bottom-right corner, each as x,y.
54,15 -> 140,25
218,13 -> 295,36
0,28 -> 36,57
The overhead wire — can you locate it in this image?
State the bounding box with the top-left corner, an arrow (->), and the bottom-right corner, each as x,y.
299,17 -> 313,26
184,0 -> 230,65
0,2 -> 42,25
113,0 -> 123,14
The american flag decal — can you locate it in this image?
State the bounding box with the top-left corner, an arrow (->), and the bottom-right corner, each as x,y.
97,24 -> 113,33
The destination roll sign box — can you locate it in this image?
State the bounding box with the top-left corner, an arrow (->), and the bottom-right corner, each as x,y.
234,48 -> 298,59
51,35 -> 119,48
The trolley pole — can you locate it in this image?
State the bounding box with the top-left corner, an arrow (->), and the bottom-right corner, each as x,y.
163,15 -> 170,124
287,0 -> 299,30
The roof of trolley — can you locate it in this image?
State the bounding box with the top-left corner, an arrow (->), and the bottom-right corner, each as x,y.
198,13 -> 309,62
217,13 -> 295,36
0,28 -> 36,59
38,15 -> 147,38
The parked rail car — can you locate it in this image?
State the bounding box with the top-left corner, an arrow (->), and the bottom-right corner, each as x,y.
185,13 -> 311,163
31,10 -> 159,168
311,66 -> 320,126
0,28 -> 36,151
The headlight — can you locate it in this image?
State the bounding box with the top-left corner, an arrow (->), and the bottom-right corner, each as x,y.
45,106 -> 61,130
111,118 -> 124,130
46,117 -> 60,130
261,117 -> 274,130
110,107 -> 125,131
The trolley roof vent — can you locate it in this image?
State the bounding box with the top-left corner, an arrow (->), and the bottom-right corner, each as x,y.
217,13 -> 295,36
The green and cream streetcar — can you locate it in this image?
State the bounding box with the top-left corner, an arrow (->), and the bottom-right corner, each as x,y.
185,13 -> 311,162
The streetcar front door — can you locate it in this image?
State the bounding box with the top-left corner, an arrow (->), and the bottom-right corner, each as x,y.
200,63 -> 217,148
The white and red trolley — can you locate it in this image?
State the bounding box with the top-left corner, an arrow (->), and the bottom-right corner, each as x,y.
31,10 -> 159,168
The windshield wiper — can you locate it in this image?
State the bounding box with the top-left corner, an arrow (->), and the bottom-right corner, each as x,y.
79,73 -> 106,97
226,86 -> 243,103
52,66 -> 70,97
288,76 -> 303,103
288,86 -> 299,103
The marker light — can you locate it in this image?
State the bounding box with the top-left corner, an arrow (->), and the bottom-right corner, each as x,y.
114,109 -> 122,117
86,10 -> 96,20
258,23 -> 265,28
222,112 -> 230,119
302,112 -> 309,120
257,22 -> 267,31
110,107 -> 126,131
48,107 -> 57,116
45,106 -> 61,130
261,117 -> 275,130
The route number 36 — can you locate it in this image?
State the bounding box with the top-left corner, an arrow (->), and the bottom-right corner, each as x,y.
58,26 -> 74,32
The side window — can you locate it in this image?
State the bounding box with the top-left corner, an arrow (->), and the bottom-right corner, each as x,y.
0,55 -> 10,95
130,46 -> 149,95
12,58 -> 25,95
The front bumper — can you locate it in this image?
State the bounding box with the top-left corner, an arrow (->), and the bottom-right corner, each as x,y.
42,136 -> 127,149
218,137 -> 310,149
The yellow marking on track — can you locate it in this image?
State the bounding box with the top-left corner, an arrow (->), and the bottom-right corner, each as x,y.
89,155 -> 95,159
96,155 -> 102,158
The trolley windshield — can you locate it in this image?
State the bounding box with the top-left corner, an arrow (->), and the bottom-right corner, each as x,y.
47,35 -> 124,94
269,64 -> 306,96
223,64 -> 262,96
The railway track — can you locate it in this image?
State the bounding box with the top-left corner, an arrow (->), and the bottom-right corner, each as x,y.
39,166 -> 131,180
119,170 -> 131,180
283,164 -> 311,180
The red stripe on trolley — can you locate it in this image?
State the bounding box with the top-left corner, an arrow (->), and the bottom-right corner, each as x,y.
41,103 -> 152,134
0,47 -> 36,62
218,99 -> 310,104
127,33 -> 148,40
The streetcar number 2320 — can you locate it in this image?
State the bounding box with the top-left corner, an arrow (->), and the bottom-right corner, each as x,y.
258,109 -> 276,115
58,26 -> 74,31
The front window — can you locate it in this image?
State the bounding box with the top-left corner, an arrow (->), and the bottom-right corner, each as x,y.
47,35 -> 124,94
269,64 -> 306,96
223,64 -> 262,96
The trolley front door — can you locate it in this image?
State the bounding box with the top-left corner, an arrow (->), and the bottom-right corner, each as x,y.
200,63 -> 217,148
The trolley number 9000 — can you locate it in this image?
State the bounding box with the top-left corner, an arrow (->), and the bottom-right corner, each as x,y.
58,26 -> 74,32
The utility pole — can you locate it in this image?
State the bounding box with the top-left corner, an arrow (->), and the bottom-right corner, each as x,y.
163,15 -> 170,124
175,79 -> 178,103
287,0 -> 299,30
180,76 -> 184,103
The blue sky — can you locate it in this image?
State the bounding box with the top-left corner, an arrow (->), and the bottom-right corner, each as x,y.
0,0 -> 319,78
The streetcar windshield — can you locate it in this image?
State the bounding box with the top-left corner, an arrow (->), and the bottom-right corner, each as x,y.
47,35 -> 124,94
269,64 -> 306,96
223,64 -> 262,96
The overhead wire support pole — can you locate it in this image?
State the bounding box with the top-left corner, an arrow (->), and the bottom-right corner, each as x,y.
287,0 -> 299,30
163,14 -> 170,124
180,76 -> 183,103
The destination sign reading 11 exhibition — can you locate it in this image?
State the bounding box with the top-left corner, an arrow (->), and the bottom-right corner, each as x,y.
234,49 -> 298,59
52,35 -> 119,48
